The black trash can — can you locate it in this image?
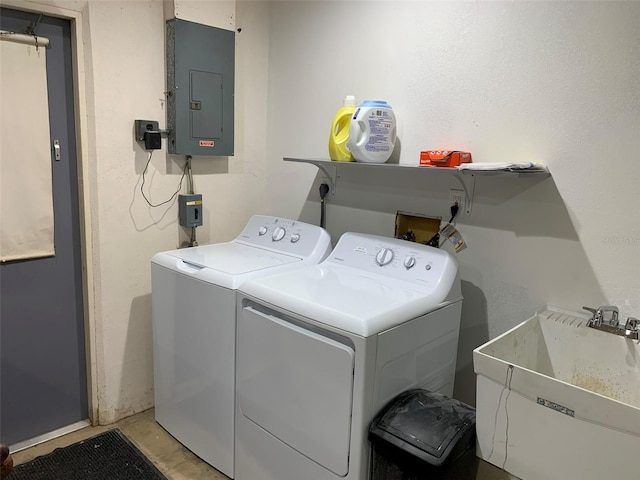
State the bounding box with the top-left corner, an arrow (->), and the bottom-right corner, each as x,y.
369,389 -> 478,480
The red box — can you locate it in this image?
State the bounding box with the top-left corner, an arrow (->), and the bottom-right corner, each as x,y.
419,150 -> 472,167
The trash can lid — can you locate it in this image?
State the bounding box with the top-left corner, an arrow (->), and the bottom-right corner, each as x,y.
369,389 -> 476,466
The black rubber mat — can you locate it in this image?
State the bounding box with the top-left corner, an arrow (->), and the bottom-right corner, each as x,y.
10,428 -> 168,480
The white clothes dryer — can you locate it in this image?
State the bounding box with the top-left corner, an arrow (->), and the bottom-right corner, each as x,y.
235,232 -> 463,480
151,215 -> 331,478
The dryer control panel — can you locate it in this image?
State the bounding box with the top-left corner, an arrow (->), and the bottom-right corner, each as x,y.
235,215 -> 331,260
326,232 -> 457,289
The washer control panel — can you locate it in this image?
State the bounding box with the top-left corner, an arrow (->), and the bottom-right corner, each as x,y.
237,215 -> 331,258
327,232 -> 457,287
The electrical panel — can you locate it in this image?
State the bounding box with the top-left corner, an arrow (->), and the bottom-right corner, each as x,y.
167,19 -> 235,156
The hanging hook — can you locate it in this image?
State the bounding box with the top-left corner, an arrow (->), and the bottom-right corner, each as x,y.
24,13 -> 43,52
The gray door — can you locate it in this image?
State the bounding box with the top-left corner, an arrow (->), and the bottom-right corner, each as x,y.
0,8 -> 87,446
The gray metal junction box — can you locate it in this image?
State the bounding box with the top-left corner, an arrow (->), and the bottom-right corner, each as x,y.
179,194 -> 203,227
167,19 -> 235,156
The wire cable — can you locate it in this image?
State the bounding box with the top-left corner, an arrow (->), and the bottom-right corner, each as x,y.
186,155 -> 194,194
185,155 -> 198,247
425,202 -> 460,247
448,203 -> 460,223
319,183 -> 330,228
487,364 -> 514,466
140,150 -> 188,208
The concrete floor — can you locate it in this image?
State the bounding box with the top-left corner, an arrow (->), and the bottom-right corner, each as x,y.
11,409 -> 517,479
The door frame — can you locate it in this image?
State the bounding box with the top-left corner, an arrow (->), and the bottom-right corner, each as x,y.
2,0 -> 98,426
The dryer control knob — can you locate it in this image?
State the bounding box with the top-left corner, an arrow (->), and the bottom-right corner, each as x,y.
272,226 -> 286,241
290,233 -> 300,243
376,248 -> 394,266
404,256 -> 416,269
259,226 -> 268,236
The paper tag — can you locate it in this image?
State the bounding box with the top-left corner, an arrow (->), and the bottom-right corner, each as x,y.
439,223 -> 467,252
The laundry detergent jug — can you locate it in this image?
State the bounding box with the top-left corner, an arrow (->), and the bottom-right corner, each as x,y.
328,95 -> 357,161
347,100 -> 396,163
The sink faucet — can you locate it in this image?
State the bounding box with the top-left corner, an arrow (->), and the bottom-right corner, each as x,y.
583,305 -> 638,340
582,305 -> 619,327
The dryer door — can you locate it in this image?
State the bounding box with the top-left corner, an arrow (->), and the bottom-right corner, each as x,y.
237,306 -> 355,476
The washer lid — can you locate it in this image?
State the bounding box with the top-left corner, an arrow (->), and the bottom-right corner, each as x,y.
167,242 -> 298,273
152,243 -> 300,290
151,215 -> 332,290
240,262 -> 460,336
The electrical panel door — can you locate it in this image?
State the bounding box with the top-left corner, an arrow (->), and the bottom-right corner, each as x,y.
167,19 -> 234,156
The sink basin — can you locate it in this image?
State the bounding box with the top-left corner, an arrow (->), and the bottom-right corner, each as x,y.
474,308 -> 640,480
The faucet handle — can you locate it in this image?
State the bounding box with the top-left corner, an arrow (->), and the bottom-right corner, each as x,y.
582,306 -> 600,325
625,317 -> 639,331
582,305 -> 619,326
598,306 -> 619,326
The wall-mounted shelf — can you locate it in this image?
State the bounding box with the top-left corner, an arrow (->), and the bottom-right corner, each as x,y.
284,157 -> 550,215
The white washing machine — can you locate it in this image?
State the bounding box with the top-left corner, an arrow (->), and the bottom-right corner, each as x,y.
235,232 -> 463,480
151,215 -> 331,478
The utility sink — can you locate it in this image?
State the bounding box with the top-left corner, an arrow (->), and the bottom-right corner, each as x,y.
474,308 -> 640,480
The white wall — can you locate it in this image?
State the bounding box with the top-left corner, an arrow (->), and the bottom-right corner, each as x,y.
265,1 -> 640,404
10,0 -> 639,421
81,0 -> 268,423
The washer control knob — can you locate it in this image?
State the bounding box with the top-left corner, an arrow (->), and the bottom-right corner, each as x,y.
272,226 -> 286,242
258,226 -> 268,236
376,248 -> 394,266
290,233 -> 300,243
404,256 -> 416,269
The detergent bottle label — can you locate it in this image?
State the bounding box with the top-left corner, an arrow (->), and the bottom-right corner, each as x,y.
365,110 -> 394,152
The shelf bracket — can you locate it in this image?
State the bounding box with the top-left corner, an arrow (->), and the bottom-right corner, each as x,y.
452,172 -> 476,215
315,161 -> 338,195
285,158 -> 338,195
